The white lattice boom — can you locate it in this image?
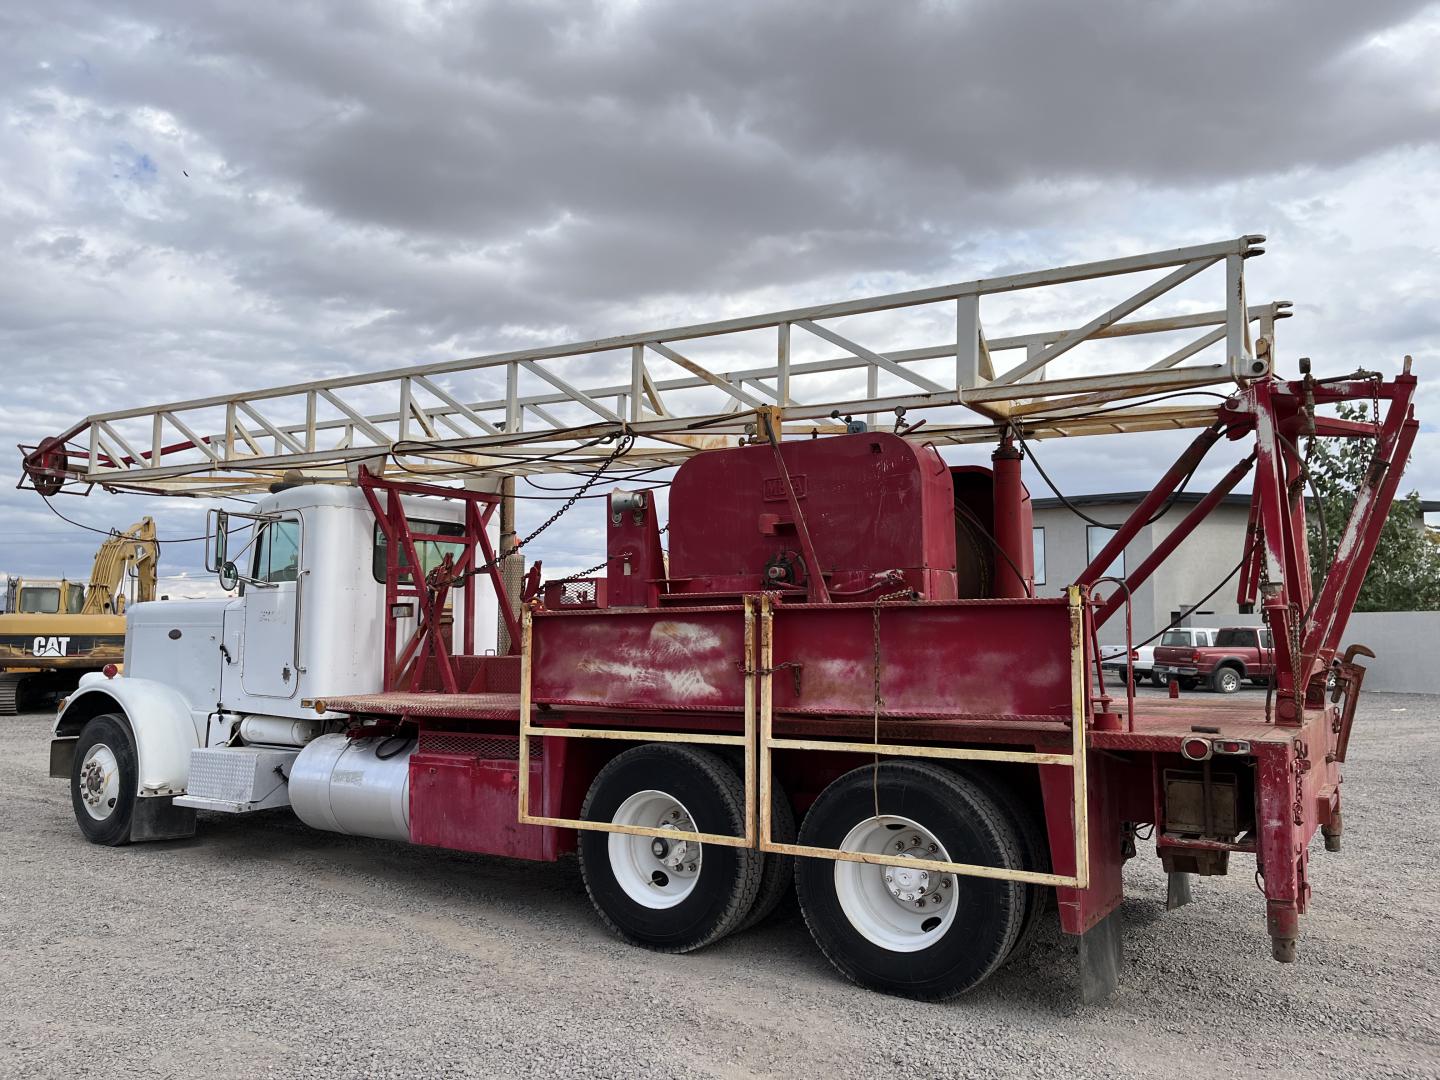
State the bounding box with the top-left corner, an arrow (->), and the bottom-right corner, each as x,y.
24,236 -> 1289,496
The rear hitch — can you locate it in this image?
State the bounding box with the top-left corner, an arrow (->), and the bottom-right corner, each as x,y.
1321,807 -> 1343,853
1267,899 -> 1299,963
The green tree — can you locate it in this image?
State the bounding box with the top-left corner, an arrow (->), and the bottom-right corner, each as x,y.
1305,403 -> 1440,611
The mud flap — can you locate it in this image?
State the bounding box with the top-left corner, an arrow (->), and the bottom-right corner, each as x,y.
49,737 -> 78,779
1078,908 -> 1124,1005
1166,871 -> 1194,911
131,795 -> 197,842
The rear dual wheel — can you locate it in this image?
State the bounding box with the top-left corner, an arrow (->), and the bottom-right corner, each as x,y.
795,762 -> 1035,1000
579,745 -> 777,953
579,747 -> 1043,1000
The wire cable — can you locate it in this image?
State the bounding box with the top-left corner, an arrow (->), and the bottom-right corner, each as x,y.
1122,541 -> 1256,654
40,495 -> 233,545
1009,420 -> 1226,531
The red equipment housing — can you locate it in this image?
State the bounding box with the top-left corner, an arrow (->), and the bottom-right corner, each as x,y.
232,367 -> 1428,997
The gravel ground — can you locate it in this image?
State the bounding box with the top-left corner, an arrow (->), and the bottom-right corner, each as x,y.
1,689 -> 1437,1080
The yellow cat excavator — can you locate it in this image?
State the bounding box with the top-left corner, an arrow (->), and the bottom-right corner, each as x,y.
0,518 -> 158,713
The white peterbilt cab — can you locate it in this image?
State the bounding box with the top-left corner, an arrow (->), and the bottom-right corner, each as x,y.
50,483 -> 497,845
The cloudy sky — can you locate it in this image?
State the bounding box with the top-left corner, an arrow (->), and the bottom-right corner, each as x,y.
1,0 -> 1437,596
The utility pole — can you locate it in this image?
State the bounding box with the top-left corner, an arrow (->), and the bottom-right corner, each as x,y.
498,475 -> 522,652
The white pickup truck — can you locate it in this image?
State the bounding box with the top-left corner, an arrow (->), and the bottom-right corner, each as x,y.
1101,627 -> 1217,687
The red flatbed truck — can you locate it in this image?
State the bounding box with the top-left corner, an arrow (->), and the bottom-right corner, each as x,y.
23,237 -> 1418,1001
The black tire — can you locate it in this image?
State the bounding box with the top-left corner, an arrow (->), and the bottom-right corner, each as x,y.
951,765 -> 1051,963
1150,671 -> 1168,688
1178,677 -> 1199,691
736,776 -> 798,933
1212,667 -> 1242,694
794,761 -> 1025,1000
578,745 -> 762,954
70,713 -> 137,846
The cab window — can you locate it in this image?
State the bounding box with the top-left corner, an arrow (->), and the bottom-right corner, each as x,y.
253,520 -> 301,583
18,587 -> 60,614
66,585 -> 86,614
1214,628 -> 1258,649
373,519 -> 466,584
1160,630 -> 1191,647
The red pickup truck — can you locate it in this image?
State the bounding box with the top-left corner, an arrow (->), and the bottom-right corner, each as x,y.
1151,625 -> 1275,693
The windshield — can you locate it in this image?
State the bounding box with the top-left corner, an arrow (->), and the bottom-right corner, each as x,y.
1160,630 -> 1191,647
18,587 -> 60,614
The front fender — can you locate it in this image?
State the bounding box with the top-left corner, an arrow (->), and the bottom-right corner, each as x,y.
55,673 -> 203,796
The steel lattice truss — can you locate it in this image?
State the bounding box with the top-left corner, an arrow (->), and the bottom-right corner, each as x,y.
22,236 -> 1289,496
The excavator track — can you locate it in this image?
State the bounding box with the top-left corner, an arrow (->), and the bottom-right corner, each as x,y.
0,673 -> 23,715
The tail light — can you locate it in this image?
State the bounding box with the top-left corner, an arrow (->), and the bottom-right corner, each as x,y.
1190,649 -> 1203,663
1130,649 -> 1140,661
1181,737 -> 1212,761
1181,736 -> 1251,761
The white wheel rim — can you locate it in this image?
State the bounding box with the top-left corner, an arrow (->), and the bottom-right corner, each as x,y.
78,743 -> 121,822
608,789 -> 703,909
834,815 -> 959,953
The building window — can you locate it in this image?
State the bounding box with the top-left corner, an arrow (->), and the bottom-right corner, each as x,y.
1032,527 -> 1046,586
1086,525 -> 1125,579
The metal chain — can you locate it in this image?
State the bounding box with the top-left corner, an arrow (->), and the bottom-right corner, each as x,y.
1288,599 -> 1303,711
1292,738 -> 1310,827
456,434 -> 635,583
554,521 -> 669,584
556,557 -> 615,583
871,604 -> 884,819
867,587 -> 915,817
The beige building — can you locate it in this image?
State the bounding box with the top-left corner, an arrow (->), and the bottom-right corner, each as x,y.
1029,491 -> 1437,646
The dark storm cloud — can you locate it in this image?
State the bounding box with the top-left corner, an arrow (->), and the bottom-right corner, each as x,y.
12,1 -> 1438,277
0,0 -> 1436,582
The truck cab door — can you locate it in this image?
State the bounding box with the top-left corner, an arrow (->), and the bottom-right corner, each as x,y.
241,517 -> 304,699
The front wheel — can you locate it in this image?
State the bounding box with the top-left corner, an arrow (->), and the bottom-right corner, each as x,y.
795,762 -> 1025,1000
70,713 -> 138,846
578,745 -> 761,953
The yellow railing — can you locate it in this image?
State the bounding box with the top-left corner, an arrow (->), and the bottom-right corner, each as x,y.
518,588 -> 1091,890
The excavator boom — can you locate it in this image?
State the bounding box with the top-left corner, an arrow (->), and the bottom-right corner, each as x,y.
80,518 -> 158,614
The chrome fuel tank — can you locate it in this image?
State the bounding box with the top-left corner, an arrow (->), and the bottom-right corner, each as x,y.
288,733 -> 412,843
